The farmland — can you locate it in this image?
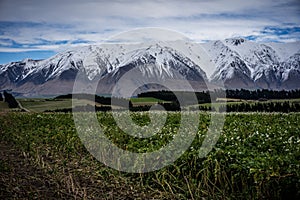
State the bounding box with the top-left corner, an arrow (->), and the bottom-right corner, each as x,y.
0,102 -> 9,112
18,97 -> 170,111
130,97 -> 170,106
0,111 -> 299,199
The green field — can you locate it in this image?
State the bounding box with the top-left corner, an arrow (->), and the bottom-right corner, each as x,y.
18,98 -> 106,112
17,97 -> 169,111
0,102 -> 9,111
15,97 -> 300,112
18,99 -> 72,112
0,112 -> 299,199
130,97 -> 170,106
130,97 -> 162,103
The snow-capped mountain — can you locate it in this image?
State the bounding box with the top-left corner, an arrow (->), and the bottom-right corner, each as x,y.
203,38 -> 300,89
94,44 -> 210,96
112,44 -> 207,81
0,42 -> 209,96
0,38 -> 299,97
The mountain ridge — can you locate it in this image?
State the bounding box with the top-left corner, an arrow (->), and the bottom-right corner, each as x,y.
0,38 -> 299,97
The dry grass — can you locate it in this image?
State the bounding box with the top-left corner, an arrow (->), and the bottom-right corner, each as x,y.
0,140 -> 170,199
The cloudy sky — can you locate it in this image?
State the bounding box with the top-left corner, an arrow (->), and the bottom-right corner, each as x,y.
0,0 -> 299,64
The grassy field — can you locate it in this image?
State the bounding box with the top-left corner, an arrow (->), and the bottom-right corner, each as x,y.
130,97 -> 162,103
0,102 -> 9,112
18,97 -> 170,111
130,97 -> 170,106
18,99 -> 72,112
0,112 -> 299,199
18,98 -> 106,112
16,96 -> 300,112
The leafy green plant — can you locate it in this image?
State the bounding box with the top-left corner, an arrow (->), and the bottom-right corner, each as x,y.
0,112 -> 299,199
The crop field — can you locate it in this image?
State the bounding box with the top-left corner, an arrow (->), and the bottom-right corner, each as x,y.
18,97 -> 166,112
16,96 -> 300,113
0,102 -> 9,112
18,99 -> 105,112
130,97 -> 162,103
18,99 -> 72,112
0,111 -> 299,199
130,97 -> 170,106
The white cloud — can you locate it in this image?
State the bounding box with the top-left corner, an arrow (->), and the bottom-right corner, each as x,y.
0,0 -> 299,52
0,47 -> 38,52
1,0 -> 297,22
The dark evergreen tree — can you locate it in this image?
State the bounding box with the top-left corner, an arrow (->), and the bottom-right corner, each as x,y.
3,91 -> 18,108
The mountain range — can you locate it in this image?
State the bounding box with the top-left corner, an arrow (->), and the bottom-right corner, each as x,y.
0,38 -> 299,97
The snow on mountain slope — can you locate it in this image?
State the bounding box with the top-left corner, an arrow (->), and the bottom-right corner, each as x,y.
0,42 -> 209,96
93,44 -> 210,96
280,53 -> 300,89
267,42 -> 300,61
0,38 -> 299,96
224,38 -> 280,67
202,38 -> 300,89
114,44 -> 207,80
202,39 -> 253,87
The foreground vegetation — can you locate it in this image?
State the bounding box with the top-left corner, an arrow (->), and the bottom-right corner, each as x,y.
0,112 -> 299,199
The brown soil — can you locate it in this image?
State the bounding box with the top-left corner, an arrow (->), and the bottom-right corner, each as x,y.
0,140 -> 162,199
0,141 -> 60,199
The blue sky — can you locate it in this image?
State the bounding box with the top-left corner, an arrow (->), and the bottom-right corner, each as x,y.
0,0 -> 299,64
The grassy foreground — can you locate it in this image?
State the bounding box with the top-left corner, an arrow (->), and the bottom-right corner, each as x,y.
0,112 -> 299,199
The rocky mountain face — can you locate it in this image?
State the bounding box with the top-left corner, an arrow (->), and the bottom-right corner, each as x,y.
0,43 -> 209,96
0,38 -> 299,97
203,38 -> 300,90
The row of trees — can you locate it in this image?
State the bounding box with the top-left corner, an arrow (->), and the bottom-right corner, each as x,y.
138,90 -> 213,104
139,89 -> 300,102
52,89 -> 300,113
224,89 -> 300,100
50,102 -> 181,113
219,102 -> 300,113
52,102 -> 300,113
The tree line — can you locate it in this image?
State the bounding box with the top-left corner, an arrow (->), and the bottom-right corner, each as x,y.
224,89 -> 300,100
219,102 -> 300,113
138,89 -> 300,104
138,90 -> 213,104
